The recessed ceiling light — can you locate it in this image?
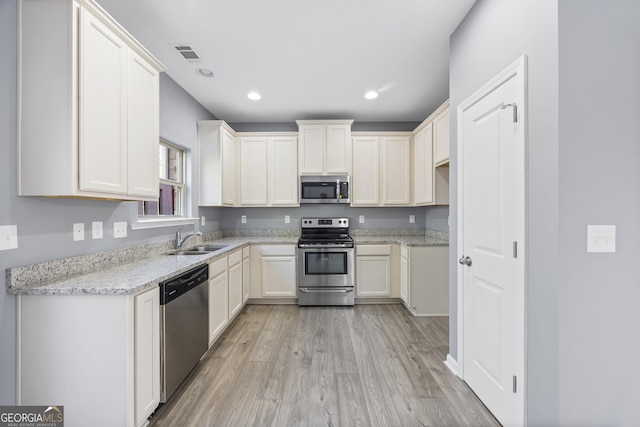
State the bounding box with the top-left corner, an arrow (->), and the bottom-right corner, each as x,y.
197,68 -> 214,78
247,92 -> 261,101
364,91 -> 379,100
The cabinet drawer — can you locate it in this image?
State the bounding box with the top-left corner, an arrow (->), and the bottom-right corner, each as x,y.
401,245 -> 409,259
228,249 -> 242,266
242,246 -> 250,259
260,245 -> 296,256
209,256 -> 227,277
356,244 -> 391,256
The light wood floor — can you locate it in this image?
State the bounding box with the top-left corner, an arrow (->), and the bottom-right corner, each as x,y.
149,304 -> 500,427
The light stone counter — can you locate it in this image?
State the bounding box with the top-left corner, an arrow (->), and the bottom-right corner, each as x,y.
6,230 -> 447,296
7,236 -> 298,296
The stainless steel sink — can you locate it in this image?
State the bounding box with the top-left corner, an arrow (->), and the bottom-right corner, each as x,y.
166,244 -> 229,255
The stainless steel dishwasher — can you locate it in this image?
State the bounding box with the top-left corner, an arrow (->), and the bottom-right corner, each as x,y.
159,264 -> 209,402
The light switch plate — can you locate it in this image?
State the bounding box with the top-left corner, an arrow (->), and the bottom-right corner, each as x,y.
241,215 -> 247,224
359,215 -> 365,224
114,221 -> 127,239
92,221 -> 103,239
0,225 -> 18,251
73,223 -> 85,241
285,215 -> 290,224
587,225 -> 616,253
409,215 -> 415,224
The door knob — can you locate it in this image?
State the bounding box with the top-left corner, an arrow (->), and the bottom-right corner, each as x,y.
458,256 -> 472,266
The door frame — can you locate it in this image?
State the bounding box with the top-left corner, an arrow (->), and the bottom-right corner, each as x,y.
456,55 -> 527,424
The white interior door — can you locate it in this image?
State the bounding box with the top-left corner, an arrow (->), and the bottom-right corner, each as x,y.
457,56 -> 526,426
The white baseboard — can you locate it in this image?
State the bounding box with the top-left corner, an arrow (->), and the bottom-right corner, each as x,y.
444,354 -> 460,377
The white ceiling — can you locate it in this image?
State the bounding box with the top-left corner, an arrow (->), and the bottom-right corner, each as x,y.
96,0 -> 476,123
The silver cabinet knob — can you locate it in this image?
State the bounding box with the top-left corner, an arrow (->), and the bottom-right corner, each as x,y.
458,256 -> 472,266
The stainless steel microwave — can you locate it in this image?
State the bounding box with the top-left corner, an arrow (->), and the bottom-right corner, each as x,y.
299,175 -> 350,204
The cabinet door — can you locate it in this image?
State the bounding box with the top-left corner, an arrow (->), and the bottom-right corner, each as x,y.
400,255 -> 409,305
413,124 -> 434,205
325,125 -> 352,174
382,136 -> 411,205
134,286 -> 160,426
209,272 -> 229,345
298,125 -> 324,174
127,51 -> 159,198
221,128 -> 236,205
356,256 -> 391,297
261,256 -> 297,297
228,262 -> 243,318
240,137 -> 268,205
351,137 -> 380,206
269,137 -> 298,205
433,108 -> 450,166
79,8 -> 127,195
242,256 -> 250,303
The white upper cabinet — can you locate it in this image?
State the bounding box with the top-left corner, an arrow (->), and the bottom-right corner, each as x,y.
351,137 -> 380,206
433,101 -> 450,166
268,136 -> 298,206
412,100 -> 450,206
297,120 -> 353,175
239,134 -> 298,207
382,136 -> 412,205
18,0 -> 164,201
352,134 -> 411,206
413,122 -> 434,205
240,137 -> 269,205
198,121 -> 237,206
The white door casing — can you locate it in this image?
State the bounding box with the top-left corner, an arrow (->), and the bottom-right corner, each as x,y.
457,56 -> 526,426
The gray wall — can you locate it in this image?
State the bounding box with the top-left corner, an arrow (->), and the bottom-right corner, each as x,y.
0,0 -> 216,403
558,1 -> 640,425
450,0 -> 560,425
452,0 -> 640,425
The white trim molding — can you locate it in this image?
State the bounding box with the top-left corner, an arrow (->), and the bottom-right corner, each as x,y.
444,354 -> 460,377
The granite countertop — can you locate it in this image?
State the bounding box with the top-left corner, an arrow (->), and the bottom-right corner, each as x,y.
7,232 -> 447,296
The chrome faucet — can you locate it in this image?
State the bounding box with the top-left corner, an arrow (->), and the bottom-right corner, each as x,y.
175,227 -> 203,249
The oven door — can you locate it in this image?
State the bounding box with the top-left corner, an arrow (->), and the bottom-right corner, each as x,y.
297,246 -> 354,287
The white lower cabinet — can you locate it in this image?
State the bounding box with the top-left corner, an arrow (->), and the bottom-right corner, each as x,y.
228,249 -> 244,319
18,286 -> 160,427
208,256 -> 229,345
400,245 -> 449,316
356,245 -> 392,297
242,246 -> 251,303
250,245 -> 297,299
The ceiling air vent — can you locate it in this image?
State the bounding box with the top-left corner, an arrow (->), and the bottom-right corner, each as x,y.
173,45 -> 201,63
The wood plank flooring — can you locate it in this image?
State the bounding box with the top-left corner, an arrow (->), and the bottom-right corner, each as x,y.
149,304 -> 500,427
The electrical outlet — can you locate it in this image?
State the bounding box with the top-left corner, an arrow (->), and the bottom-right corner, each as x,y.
201,216 -> 206,226
0,225 -> 18,251
92,221 -> 103,239
73,223 -> 85,241
114,221 -> 127,239
409,215 -> 415,224
285,215 -> 290,224
241,215 -> 247,224
359,215 -> 365,224
587,225 -> 616,253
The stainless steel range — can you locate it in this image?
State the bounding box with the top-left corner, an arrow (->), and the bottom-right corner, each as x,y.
297,217 -> 355,306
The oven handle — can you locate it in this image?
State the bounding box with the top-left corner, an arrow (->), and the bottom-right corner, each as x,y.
299,288 -> 354,293
297,243 -> 354,248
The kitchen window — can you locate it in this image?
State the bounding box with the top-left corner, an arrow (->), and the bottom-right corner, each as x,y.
132,140 -> 197,229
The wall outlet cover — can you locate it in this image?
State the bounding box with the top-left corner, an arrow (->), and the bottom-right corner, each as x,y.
409,215 -> 415,223
0,225 -> 18,251
114,221 -> 128,239
359,215 -> 365,224
285,215 -> 290,224
587,225 -> 615,253
92,221 -> 103,239
73,223 -> 85,241
201,216 -> 206,226
241,215 -> 247,224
